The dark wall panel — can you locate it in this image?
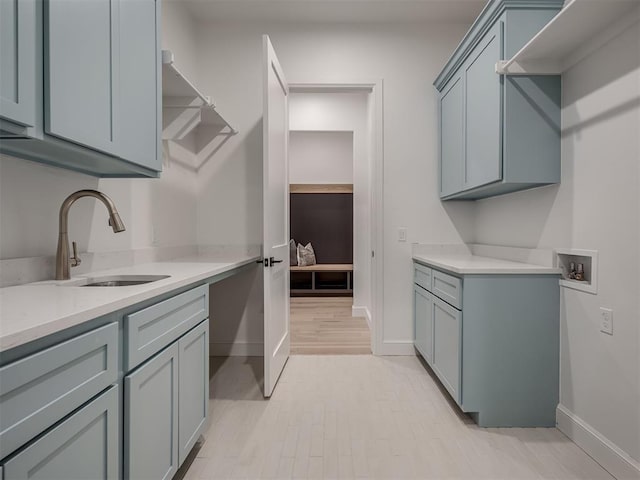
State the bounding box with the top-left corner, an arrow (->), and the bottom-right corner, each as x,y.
290,193 -> 353,264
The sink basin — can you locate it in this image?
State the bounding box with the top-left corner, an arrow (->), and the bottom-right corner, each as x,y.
63,275 -> 171,287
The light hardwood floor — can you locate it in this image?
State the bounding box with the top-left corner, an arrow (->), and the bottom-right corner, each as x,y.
290,297 -> 371,355
180,355 -> 613,480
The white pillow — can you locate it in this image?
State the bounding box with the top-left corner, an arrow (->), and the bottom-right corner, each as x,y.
297,242 -> 317,267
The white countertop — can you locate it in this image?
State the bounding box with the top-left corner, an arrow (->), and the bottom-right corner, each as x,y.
0,254 -> 259,352
413,253 -> 562,275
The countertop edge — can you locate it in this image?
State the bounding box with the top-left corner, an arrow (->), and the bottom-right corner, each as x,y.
413,255 -> 562,275
0,256 -> 260,353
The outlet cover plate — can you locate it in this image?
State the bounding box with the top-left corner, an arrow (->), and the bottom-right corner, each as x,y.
600,307 -> 613,335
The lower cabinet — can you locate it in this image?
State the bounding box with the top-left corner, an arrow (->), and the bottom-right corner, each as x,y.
431,296 -> 461,403
2,385 -> 119,480
124,319 -> 209,480
413,284 -> 433,364
178,321 -> 210,466
0,284 -> 212,480
413,260 -> 560,427
414,283 -> 461,404
125,343 -> 179,480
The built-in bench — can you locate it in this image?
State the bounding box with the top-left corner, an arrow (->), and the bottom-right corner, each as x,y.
290,264 -> 353,296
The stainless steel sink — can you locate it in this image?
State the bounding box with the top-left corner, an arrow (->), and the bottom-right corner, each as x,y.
63,275 -> 171,287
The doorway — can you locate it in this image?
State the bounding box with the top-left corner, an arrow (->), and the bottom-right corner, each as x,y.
287,85 -> 380,355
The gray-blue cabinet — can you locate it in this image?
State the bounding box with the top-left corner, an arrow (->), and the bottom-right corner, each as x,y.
124,319 -> 210,480
434,0 -> 564,200
0,0 -> 162,177
2,385 -> 119,480
44,0 -> 120,156
125,343 -> 179,480
178,320 -> 210,466
123,285 -> 210,479
0,282 -> 212,480
439,74 -> 464,198
431,295 -> 461,403
0,0 -> 36,131
0,322 -> 118,460
413,260 -> 560,427
462,20 -> 502,191
413,285 -> 433,364
119,0 -> 161,171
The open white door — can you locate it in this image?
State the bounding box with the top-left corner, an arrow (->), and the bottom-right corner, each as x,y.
262,35 -> 290,398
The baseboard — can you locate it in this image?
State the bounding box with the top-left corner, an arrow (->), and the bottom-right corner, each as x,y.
210,342 -> 263,356
556,405 -> 640,480
352,306 -> 372,329
377,340 -> 416,356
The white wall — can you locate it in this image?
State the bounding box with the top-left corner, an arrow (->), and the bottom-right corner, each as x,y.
475,19 -> 640,468
289,92 -> 370,317
192,21 -> 475,352
161,0 -> 200,89
289,131 -> 353,184
0,4 -> 199,267
0,154 -> 197,261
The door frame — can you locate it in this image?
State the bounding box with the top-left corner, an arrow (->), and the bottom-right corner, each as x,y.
288,81 -> 384,355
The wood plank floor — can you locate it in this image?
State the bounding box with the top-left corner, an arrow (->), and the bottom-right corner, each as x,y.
180,355 -> 614,480
290,297 -> 371,355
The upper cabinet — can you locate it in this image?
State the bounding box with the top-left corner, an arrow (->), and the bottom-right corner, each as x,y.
44,0 -> 120,156
434,0 -> 564,201
0,0 -> 36,129
0,0 -> 162,177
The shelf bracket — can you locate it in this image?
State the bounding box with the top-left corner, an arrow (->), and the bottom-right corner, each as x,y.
495,60 -> 529,75
496,60 -> 562,76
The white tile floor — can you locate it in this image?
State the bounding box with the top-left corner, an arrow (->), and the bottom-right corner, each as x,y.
181,355 -> 613,480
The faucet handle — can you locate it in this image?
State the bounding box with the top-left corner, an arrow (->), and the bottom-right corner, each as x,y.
71,241 -> 82,267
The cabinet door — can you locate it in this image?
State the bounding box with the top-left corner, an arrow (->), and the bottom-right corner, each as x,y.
0,0 -> 36,127
178,320 -> 209,466
119,0 -> 161,171
0,323 -> 118,460
125,343 -> 179,480
439,74 -> 464,197
414,285 -> 433,365
463,20 -> 503,190
3,385 -> 119,480
432,296 -> 462,404
44,0 -> 119,156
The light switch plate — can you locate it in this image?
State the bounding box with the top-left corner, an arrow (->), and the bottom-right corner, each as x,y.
398,227 -> 407,242
600,307 -> 613,335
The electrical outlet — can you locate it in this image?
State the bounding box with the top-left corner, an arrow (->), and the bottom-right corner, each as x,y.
398,227 -> 407,242
600,307 -> 613,335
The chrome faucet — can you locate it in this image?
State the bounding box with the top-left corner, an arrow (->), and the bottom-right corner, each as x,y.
56,190 -> 126,280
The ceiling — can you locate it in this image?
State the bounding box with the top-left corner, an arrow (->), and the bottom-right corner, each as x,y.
179,0 -> 489,24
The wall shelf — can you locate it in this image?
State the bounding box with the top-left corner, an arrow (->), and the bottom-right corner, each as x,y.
496,0 -> 640,75
161,50 -> 237,143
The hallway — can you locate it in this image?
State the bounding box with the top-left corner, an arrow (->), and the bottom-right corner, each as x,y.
290,297 -> 371,354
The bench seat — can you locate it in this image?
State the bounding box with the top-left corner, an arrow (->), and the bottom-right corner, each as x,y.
290,264 -> 352,272
290,264 -> 353,296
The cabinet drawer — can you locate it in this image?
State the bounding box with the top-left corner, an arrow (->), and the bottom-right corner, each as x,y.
414,263 -> 433,291
432,269 -> 462,309
0,323 -> 118,459
125,284 -> 208,370
2,385 -> 119,480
